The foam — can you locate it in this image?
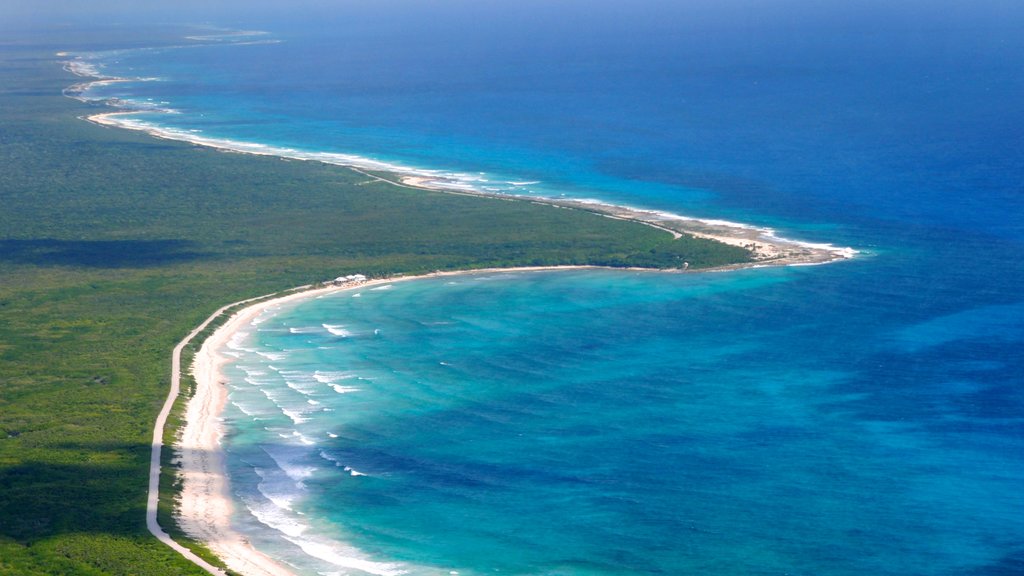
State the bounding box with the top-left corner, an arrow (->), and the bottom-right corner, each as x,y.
315,452 -> 367,478
262,446 -> 318,486
757,228 -> 860,260
286,381 -> 317,396
61,57 -> 165,109
322,323 -> 352,337
280,536 -> 407,576
317,449 -> 344,466
258,388 -> 285,403
225,330 -> 252,351
248,458 -> 413,575
86,111 -> 471,189
252,466 -> 299,512
240,367 -> 269,377
279,368 -> 316,380
63,46 -> 858,266
313,370 -> 357,384
292,431 -> 317,446
242,494 -> 306,538
184,29 -> 271,42
281,407 -> 310,425
231,401 -> 267,418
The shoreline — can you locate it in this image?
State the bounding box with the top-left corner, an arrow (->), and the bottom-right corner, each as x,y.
175,266 -> 599,576
63,37 -> 853,572
178,280 -> 358,576
60,54 -> 857,270
86,109 -> 856,267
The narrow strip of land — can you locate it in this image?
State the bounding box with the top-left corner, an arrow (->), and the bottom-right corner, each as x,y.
149,291 -> 282,575
85,111 -> 855,268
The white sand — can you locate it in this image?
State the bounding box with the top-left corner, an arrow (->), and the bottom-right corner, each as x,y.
173,250 -> 861,574
175,267 -> 599,575
176,286 -> 338,576
84,112 -> 856,268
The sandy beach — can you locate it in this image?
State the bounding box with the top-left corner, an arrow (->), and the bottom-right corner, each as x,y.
73,48 -> 854,574
80,105 -> 856,268
176,285 -> 337,576
175,267 -> 603,576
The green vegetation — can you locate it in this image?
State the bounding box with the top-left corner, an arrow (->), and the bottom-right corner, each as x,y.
0,34 -> 749,575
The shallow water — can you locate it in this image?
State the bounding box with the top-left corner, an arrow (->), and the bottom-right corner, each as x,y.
64,2 -> 1024,574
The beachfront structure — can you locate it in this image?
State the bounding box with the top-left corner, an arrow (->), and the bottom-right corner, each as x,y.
333,274 -> 367,284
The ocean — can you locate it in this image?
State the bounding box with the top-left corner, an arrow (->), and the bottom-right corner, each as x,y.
63,2 -> 1023,574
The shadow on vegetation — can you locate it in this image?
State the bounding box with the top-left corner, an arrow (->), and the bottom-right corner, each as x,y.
0,442 -> 152,542
0,238 -> 207,268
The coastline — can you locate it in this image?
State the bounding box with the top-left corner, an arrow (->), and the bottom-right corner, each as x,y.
16,13 -> 1020,576
178,286 -> 318,576
86,109 -> 856,268
175,267 -> 598,576
65,36 -> 856,572
61,54 -> 857,270
65,38 -> 859,572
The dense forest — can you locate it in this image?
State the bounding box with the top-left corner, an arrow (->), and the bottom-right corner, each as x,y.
0,31 -> 748,575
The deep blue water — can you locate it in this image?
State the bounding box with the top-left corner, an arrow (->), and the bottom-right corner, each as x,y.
61,2 -> 1024,574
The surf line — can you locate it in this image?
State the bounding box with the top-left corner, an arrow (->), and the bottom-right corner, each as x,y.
153,269 -> 596,575
150,288 -> 299,575
59,47 -> 858,268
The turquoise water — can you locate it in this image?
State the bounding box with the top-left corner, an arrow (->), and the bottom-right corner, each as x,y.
217,265 -> 1024,575
56,2 -> 1024,574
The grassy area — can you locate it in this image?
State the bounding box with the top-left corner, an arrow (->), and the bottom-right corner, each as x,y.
0,33 -> 749,575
